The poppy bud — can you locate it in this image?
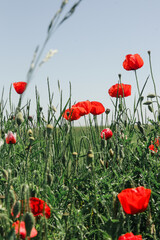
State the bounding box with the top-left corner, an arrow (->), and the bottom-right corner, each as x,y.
52,105 -> 57,112
148,105 -> 153,113
109,148 -> 114,158
28,116 -> 33,122
139,96 -> 144,102
87,149 -> 94,165
29,137 -> 35,145
12,201 -> 21,218
72,152 -> 78,157
27,129 -> 33,137
143,101 -> 152,105
24,212 -> 35,237
47,124 -> 53,135
16,112 -> 24,125
147,93 -> 156,98
105,108 -> 110,115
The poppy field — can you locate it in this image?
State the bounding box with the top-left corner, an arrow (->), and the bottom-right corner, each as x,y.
1,2 -> 160,240
0,52 -> 160,240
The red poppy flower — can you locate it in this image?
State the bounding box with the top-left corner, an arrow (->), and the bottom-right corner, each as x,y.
72,100 -> 91,115
118,232 -> 142,240
108,84 -> 131,98
149,144 -> 157,153
13,82 -> 27,94
5,131 -> 16,144
11,197 -> 51,219
90,101 -> 105,115
101,128 -> 113,140
12,221 -> 37,239
118,186 -> 151,214
29,197 -> 51,219
123,54 -> 144,71
63,107 -> 87,121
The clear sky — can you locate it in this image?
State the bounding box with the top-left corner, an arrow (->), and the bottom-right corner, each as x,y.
1,0 -> 160,125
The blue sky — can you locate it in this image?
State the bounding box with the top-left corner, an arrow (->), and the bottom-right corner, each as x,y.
1,0 -> 160,125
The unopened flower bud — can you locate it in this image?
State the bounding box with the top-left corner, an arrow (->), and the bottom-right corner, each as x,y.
148,105 -> 153,113
109,148 -> 114,157
52,105 -> 57,112
29,137 -> 35,144
143,101 -> 152,105
47,124 -> 53,135
24,212 -> 35,237
12,201 -> 21,218
16,112 -> 24,125
105,108 -> 110,115
87,149 -> 94,165
27,129 -> 33,137
147,93 -> 156,98
72,152 -> 78,157
28,116 -> 33,122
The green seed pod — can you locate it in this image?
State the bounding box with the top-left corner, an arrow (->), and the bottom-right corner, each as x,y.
12,201 -> 21,218
16,112 -> 24,125
143,101 -> 152,105
147,93 -> 156,98
24,212 -> 35,237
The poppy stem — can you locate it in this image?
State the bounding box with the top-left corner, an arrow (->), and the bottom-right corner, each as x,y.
148,51 -> 159,110
134,70 -> 144,124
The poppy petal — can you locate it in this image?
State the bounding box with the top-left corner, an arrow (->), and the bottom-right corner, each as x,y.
108,84 -> 131,98
90,101 -> 105,115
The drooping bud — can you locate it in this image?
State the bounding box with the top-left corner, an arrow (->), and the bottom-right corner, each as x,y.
24,212 -> 35,237
139,96 -> 144,102
147,93 -> 156,98
12,201 -> 21,218
148,105 -> 153,113
52,105 -> 57,113
87,149 -> 94,165
143,101 -> 152,105
16,112 -> 24,125
27,129 -> 33,137
29,137 -> 35,145
47,124 -> 53,135
109,148 -> 114,158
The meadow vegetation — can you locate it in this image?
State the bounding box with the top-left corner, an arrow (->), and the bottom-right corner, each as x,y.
1,1 -> 160,239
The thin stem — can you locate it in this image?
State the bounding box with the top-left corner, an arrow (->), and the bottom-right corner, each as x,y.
134,70 -> 144,124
